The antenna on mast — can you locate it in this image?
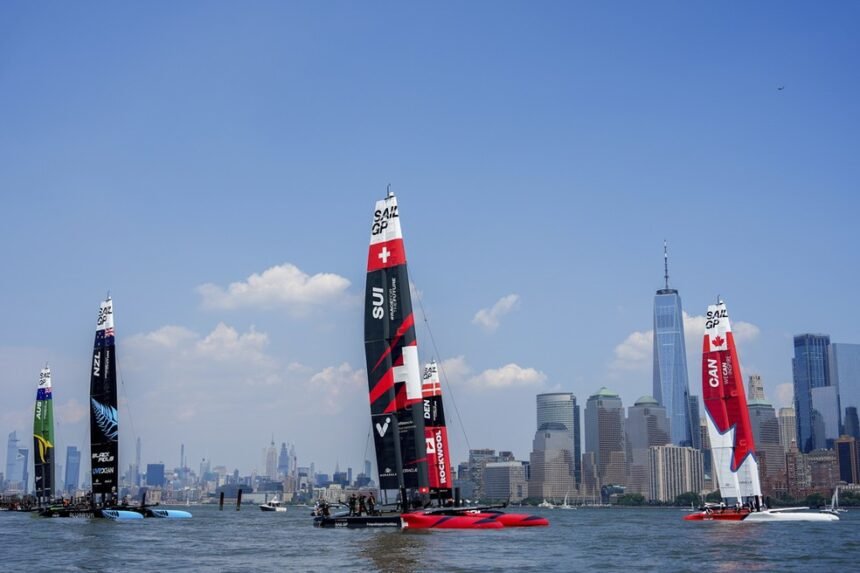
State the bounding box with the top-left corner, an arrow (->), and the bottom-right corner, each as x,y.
663,240 -> 670,290
386,183 -> 393,198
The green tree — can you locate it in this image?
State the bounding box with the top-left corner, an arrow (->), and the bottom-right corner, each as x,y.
674,492 -> 700,507
616,493 -> 645,506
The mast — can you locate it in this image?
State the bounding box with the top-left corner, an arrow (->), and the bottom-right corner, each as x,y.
89,296 -> 119,507
422,361 -> 453,503
33,366 -> 55,507
701,299 -> 762,506
364,191 -> 429,506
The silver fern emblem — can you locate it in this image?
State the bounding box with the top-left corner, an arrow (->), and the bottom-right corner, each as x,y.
91,399 -> 119,442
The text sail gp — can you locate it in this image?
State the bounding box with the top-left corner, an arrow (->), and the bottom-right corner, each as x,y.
364,189 -> 429,497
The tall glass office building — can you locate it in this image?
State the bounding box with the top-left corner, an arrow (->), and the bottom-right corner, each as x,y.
652,245 -> 693,446
536,393 -> 581,485
830,343 -> 860,427
793,334 -> 832,452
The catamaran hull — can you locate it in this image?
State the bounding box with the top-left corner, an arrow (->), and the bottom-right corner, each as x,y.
143,508 -> 193,519
401,513 -> 503,529
38,508 -> 142,520
685,509 -> 839,522
314,514 -> 403,528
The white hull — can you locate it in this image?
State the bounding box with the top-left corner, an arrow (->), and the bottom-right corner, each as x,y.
745,508 -> 839,522
260,505 -> 287,512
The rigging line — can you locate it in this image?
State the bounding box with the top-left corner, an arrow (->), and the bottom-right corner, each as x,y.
411,278 -> 472,453
117,361 -> 138,450
363,429 -> 371,471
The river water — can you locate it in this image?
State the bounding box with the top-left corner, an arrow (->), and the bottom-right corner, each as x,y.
2,505 -> 857,572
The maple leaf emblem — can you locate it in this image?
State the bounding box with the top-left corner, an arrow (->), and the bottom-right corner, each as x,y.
712,335 -> 725,347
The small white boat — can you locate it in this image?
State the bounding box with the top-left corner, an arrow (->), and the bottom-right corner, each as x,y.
537,499 -> 555,509
820,487 -> 848,515
559,491 -> 576,510
260,496 -> 287,512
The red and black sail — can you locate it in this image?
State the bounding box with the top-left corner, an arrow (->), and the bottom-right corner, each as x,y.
364,192 -> 429,493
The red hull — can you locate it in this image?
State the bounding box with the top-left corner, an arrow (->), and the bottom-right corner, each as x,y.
684,509 -> 750,521
402,513 -> 503,529
402,510 -> 549,529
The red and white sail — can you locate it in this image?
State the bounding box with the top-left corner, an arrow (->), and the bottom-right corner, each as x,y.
701,301 -> 761,502
422,361 -> 453,498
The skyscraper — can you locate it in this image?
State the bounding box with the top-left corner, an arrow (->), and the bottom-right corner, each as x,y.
845,407 -> 860,440
793,334 -> 833,452
625,396 -> 669,497
585,387 -> 626,487
830,343 -> 860,429
648,445 -> 703,502
4,431 -> 27,493
536,393 -> 581,485
778,406 -> 797,454
265,438 -> 278,480
747,379 -> 784,493
652,243 -> 693,446
748,375 -> 765,401
64,446 -> 81,494
278,442 -> 290,477
835,436 -> 859,484
528,423 -> 575,501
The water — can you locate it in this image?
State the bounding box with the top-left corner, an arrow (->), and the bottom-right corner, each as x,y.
2,505 -> 857,572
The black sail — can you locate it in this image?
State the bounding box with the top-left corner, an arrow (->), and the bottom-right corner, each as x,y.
89,297 -> 119,498
364,192 -> 429,495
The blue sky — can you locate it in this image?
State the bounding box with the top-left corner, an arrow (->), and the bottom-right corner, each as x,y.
2,2 -> 858,478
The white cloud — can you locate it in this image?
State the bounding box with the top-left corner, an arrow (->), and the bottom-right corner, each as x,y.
472,294 -> 520,332
611,312 -> 761,373
308,363 -> 365,415
56,399 -> 88,424
775,383 -> 794,409
469,363 -> 546,389
197,263 -> 351,312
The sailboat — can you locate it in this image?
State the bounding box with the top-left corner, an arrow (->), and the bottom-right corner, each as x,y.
559,490 -> 575,510
821,487 -> 847,515
33,366 -> 55,509
314,190 -> 547,529
41,296 -> 190,520
685,299 -> 837,523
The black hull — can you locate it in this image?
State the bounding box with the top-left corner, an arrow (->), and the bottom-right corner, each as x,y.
39,507 -> 98,518
314,514 -> 403,528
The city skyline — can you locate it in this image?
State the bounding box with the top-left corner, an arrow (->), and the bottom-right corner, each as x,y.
2,3 -> 859,474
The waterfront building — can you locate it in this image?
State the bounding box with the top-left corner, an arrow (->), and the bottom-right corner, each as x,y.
465,448 -> 497,500
687,395 -> 701,450
845,407 -> 860,440
64,446 -> 81,494
528,423 -> 575,501
648,445 -> 703,503
652,243 -> 693,446
625,396 -> 669,498
3,432 -> 27,494
483,461 -> 528,502
836,435 -> 860,484
748,375 -> 765,401
806,449 -> 839,492
747,382 -> 784,494
536,392 -> 581,485
778,406 -> 797,454
699,418 -> 714,491
785,442 -> 810,498
792,334 -> 833,452
580,452 -> 599,498
830,343 -> 860,426
585,387 -> 626,487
